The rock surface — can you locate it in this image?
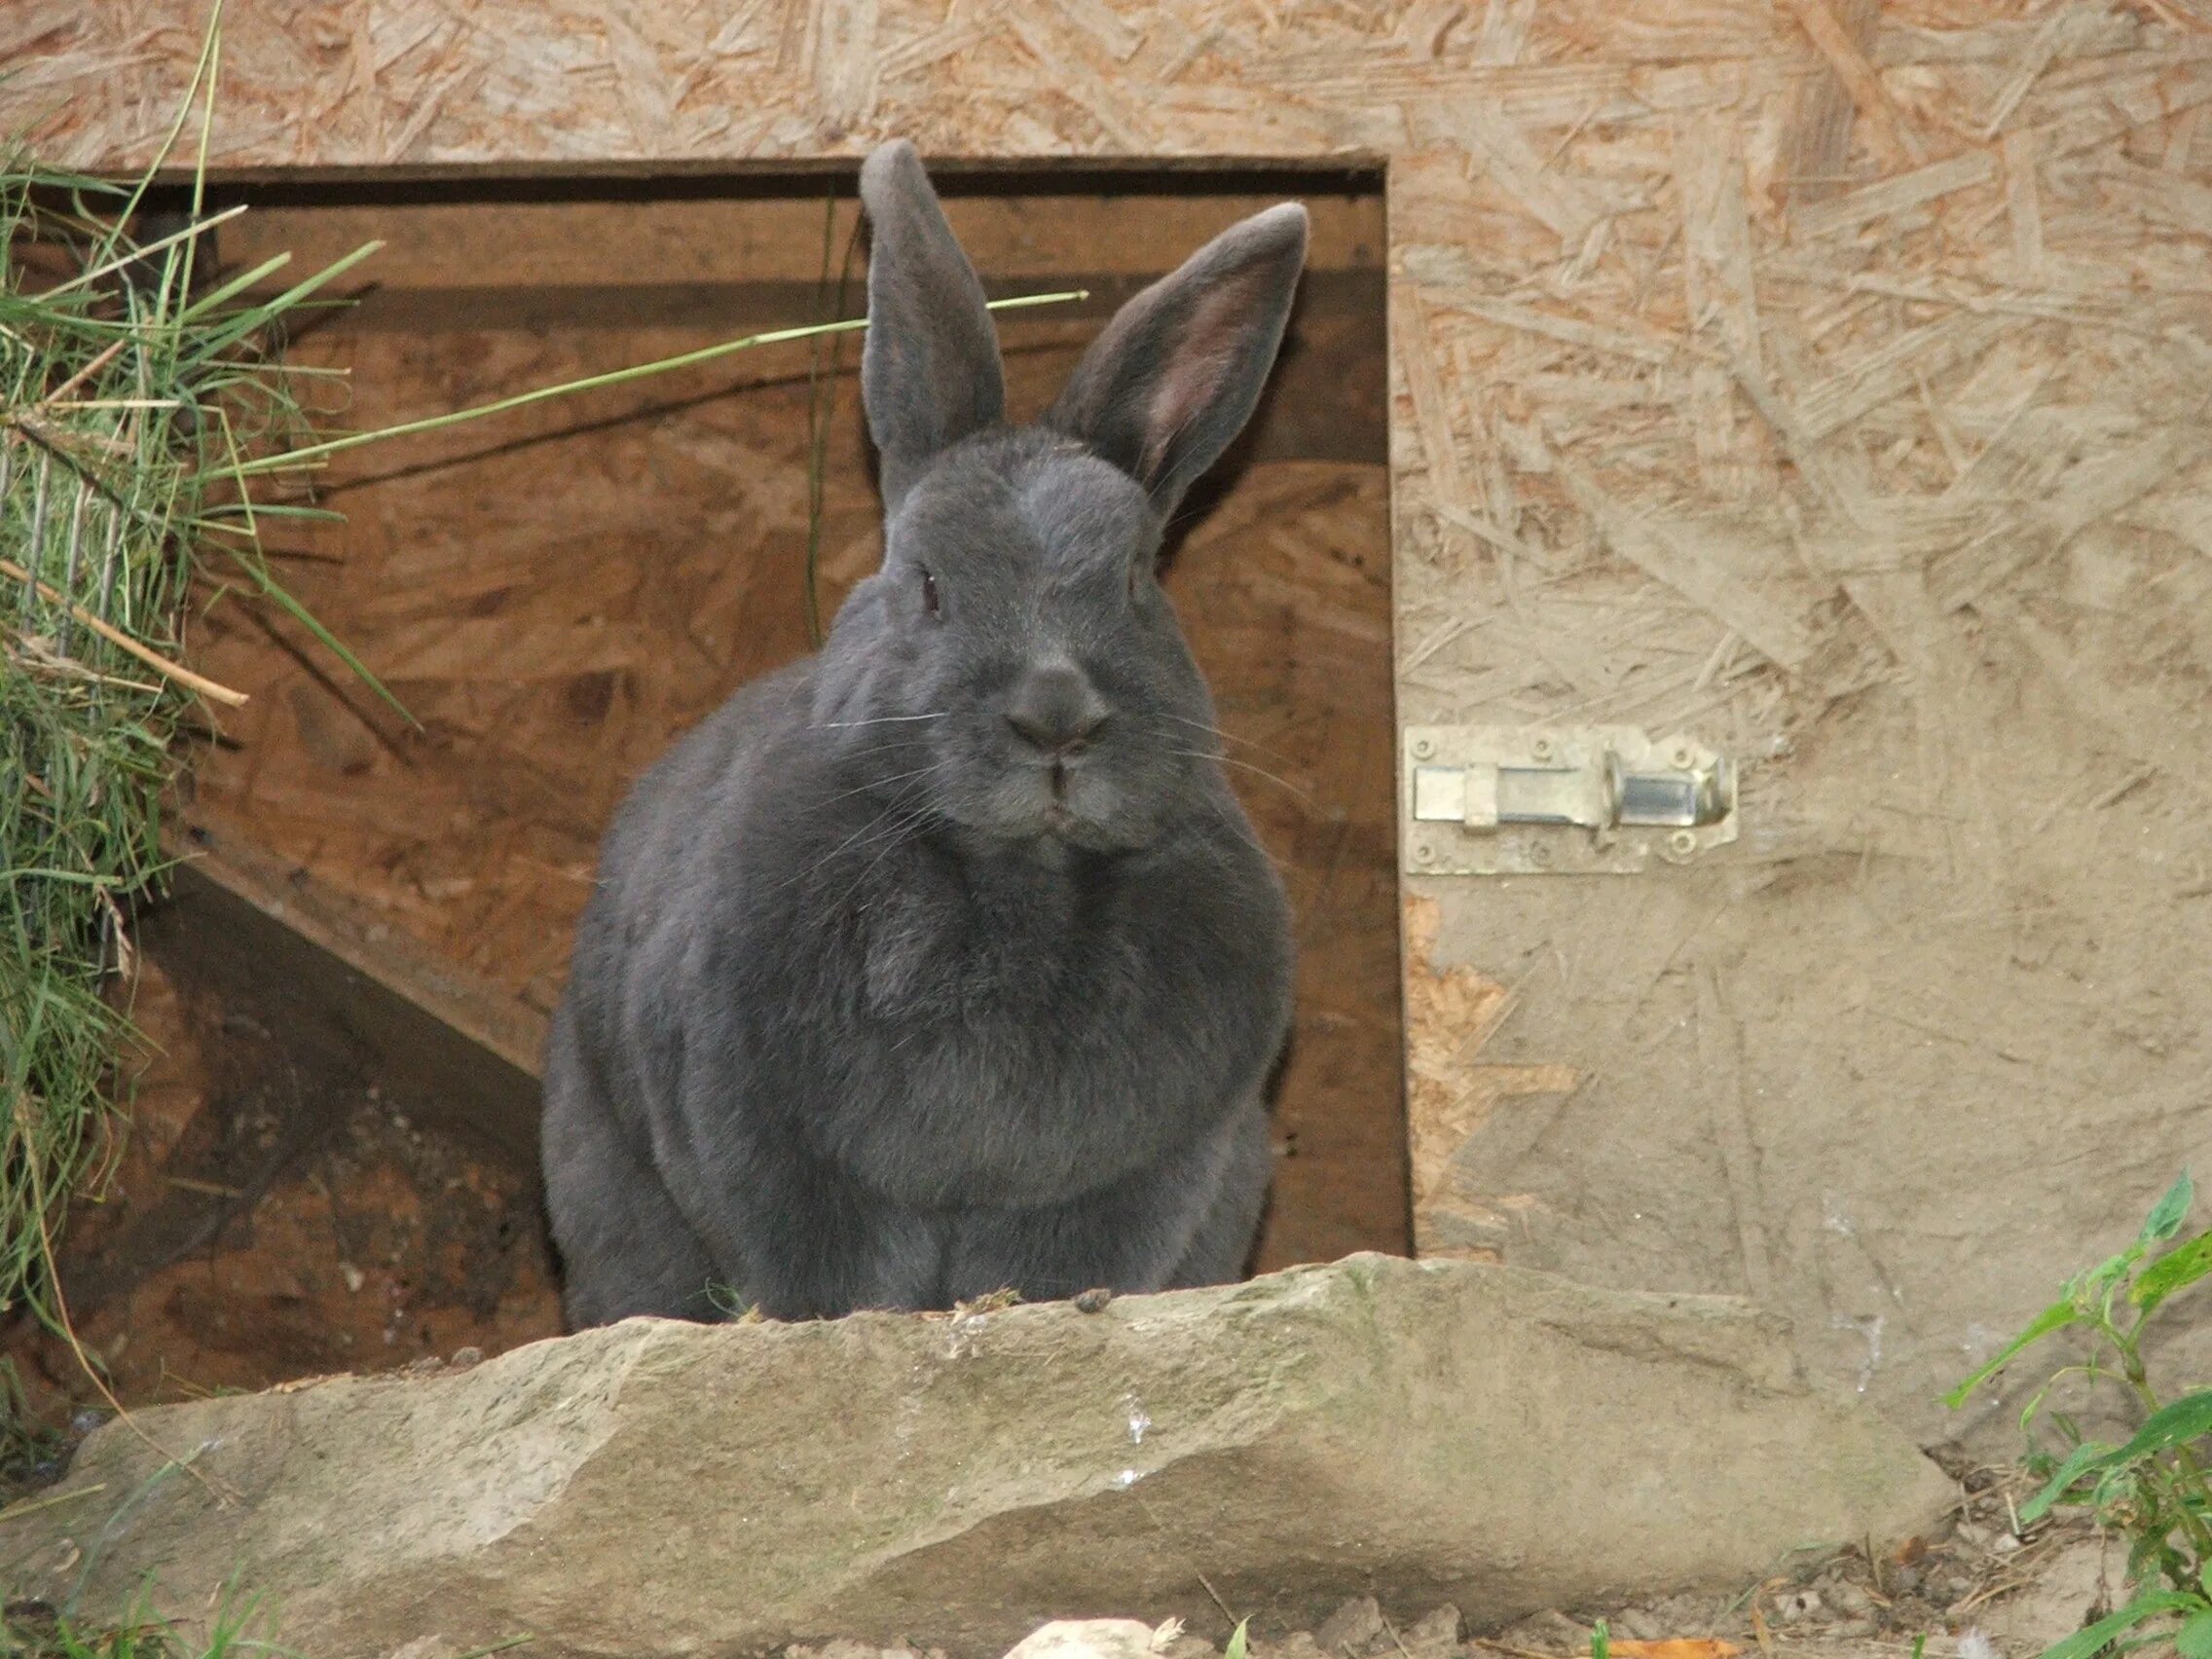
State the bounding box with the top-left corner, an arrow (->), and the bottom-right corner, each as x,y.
1,1255 -> 1953,1658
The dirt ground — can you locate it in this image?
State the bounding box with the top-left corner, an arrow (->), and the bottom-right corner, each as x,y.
0,951 -> 561,1419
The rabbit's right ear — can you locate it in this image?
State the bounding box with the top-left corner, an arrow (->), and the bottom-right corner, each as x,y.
859,141 -> 1006,510
1045,203 -> 1308,517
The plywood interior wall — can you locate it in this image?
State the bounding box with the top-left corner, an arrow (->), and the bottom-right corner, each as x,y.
174,179 -> 1405,1273
18,0 -> 2212,1450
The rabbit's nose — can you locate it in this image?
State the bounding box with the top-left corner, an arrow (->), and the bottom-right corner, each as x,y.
1007,661 -> 1109,756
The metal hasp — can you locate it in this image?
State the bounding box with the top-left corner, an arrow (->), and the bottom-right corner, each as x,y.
1402,724 -> 1738,875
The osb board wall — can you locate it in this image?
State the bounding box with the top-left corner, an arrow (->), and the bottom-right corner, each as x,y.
17,0 -> 2212,1448
175,186 -> 1405,1276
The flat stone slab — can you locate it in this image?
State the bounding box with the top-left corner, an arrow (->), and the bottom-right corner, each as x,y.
1,1255 -> 1954,1657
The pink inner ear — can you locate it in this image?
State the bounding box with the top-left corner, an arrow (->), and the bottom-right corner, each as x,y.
1137,276 -> 1261,487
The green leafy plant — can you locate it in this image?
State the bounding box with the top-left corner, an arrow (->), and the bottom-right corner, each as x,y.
1946,1170 -> 2212,1659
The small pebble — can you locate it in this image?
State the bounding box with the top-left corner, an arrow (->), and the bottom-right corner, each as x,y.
1492,1612 -> 1586,1652
1926,1569 -> 1973,1605
1401,1605 -> 1460,1657
1314,1596 -> 1383,1655
1073,1288 -> 1114,1313
1775,1590 -> 1823,1623
1408,1606 -> 1458,1641
450,1346 -> 483,1368
1823,1580 -> 1874,1617
1000,1622 -> 1155,1659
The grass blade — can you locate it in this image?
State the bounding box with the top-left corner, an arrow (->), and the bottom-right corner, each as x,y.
1945,1300 -> 2080,1408
233,290 -> 1088,478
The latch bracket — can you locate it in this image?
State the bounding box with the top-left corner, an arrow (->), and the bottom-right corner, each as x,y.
1402,725 -> 1738,875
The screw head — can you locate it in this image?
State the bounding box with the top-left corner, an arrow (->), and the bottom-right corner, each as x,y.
1670,829 -> 1698,855
1413,737 -> 1435,759
1531,737 -> 1554,760
1414,841 -> 1435,865
1528,840 -> 1554,868
1672,746 -> 1695,769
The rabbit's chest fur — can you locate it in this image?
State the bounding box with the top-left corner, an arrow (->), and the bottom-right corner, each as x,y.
580,666 -> 1290,1212
752,789 -> 1291,1208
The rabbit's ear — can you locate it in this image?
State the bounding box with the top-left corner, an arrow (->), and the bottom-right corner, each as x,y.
859,141 -> 1006,509
1046,203 -> 1309,515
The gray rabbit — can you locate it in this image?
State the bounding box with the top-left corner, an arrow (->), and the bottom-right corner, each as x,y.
540,140 -> 1306,1326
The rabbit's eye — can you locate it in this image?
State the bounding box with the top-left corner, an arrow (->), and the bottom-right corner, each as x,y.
919,567 -> 941,617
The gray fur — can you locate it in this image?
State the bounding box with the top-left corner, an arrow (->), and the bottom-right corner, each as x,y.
541,140 -> 1309,1325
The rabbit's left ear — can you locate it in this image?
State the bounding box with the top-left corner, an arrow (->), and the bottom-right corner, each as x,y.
1046,203 -> 1309,516
859,141 -> 1006,510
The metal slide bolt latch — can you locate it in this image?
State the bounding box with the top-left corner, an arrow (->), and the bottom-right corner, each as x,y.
1403,725 -> 1738,876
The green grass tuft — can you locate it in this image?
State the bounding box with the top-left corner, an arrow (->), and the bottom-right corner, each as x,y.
3,1587 -> 286,1659
0,41 -> 373,1334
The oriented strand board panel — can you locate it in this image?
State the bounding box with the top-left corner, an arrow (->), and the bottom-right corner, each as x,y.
18,0 -> 2212,1449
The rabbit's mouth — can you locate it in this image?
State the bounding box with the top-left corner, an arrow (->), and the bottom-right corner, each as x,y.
1012,756 -> 1105,842
1037,760 -> 1079,831
947,738 -> 1156,850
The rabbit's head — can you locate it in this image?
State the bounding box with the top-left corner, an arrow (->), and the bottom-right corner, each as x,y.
809,140 -> 1309,854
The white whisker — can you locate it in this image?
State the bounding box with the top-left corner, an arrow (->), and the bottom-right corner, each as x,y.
778,763 -> 948,892
815,762 -> 941,812
1157,744 -> 1315,806
833,792 -> 944,910
1151,710 -> 1296,764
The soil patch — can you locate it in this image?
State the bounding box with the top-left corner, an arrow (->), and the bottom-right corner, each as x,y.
1,949 -> 559,1418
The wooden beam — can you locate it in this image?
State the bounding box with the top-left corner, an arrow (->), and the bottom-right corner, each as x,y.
146,823 -> 547,1159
